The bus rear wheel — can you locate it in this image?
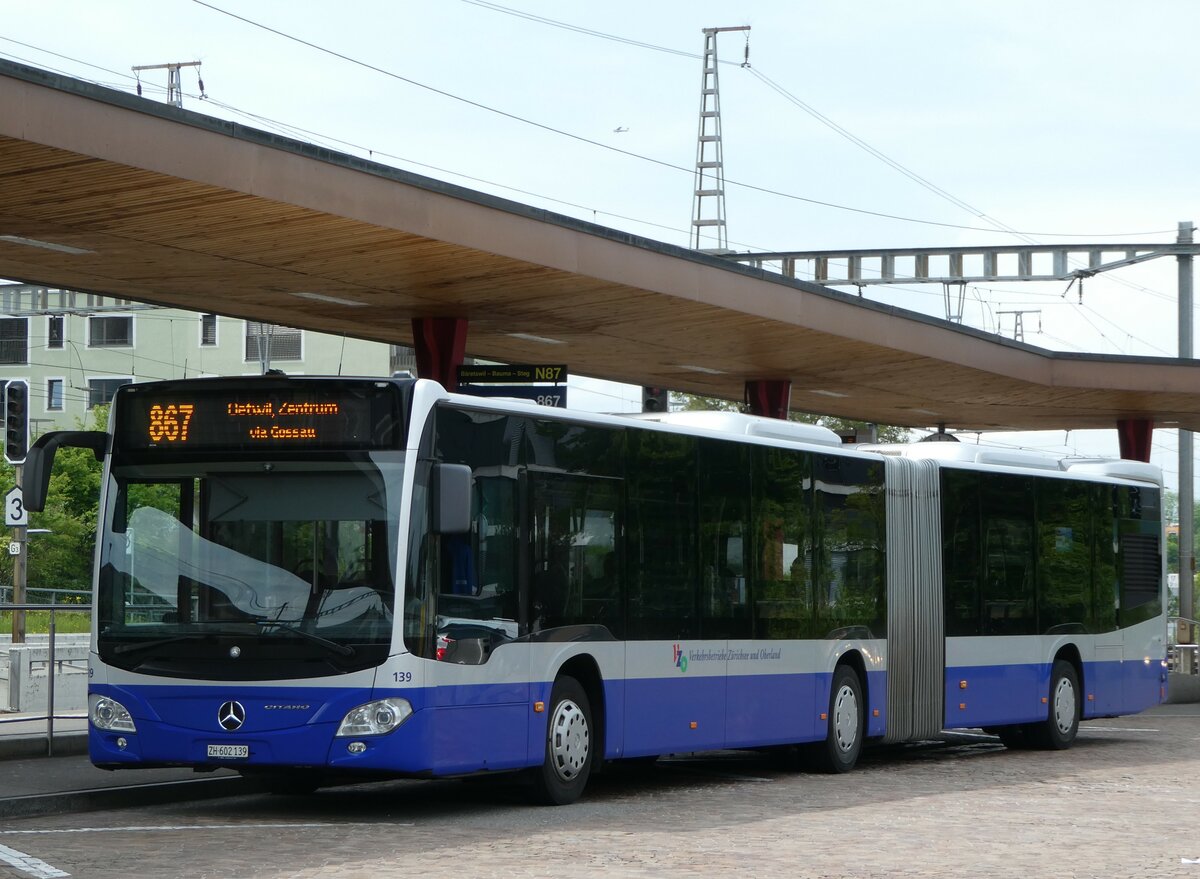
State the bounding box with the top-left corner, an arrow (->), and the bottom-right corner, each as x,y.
530,675 -> 593,805
1026,659 -> 1080,750
808,664 -> 865,773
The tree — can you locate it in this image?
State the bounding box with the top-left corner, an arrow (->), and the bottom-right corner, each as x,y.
1164,490 -> 1179,525
0,406 -> 107,597
672,392 -> 910,443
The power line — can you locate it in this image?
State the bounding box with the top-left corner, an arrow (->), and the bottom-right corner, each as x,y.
187,1 -> 1175,239
452,2 -> 1177,241
2,23 -> 1184,362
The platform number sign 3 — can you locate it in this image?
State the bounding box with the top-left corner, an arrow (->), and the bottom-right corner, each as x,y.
5,486 -> 28,527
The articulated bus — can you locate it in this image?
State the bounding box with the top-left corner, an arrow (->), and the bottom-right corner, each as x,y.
24,375 -> 1167,804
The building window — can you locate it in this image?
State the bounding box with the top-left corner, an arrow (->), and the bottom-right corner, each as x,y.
200,313 -> 218,347
46,378 -> 64,411
88,377 -> 132,408
47,315 -> 64,349
245,322 -> 302,363
88,315 -> 133,348
0,318 -> 29,365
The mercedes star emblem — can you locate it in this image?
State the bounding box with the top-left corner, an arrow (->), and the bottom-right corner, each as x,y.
218,700 -> 246,731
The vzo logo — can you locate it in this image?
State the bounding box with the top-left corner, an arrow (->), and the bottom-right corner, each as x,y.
672,643 -> 688,673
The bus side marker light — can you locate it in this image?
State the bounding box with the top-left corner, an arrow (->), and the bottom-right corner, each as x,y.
534,702 -> 545,713
959,703 -> 966,710
347,741 -> 367,754
820,713 -> 828,721
1041,697 -> 1048,704
959,680 -> 967,689
872,709 -> 880,717
689,722 -> 698,730
1088,694 -> 1095,702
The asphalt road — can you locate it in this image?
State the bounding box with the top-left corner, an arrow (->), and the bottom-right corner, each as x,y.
1,705 -> 1198,879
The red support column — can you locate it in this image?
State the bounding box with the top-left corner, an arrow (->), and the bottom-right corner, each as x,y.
411,317 -> 468,388
1116,418 -> 1153,462
744,379 -> 791,420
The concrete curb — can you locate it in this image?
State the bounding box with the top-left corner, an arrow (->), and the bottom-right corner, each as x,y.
0,776 -> 253,820
0,732 -> 88,761
1168,671 -> 1200,703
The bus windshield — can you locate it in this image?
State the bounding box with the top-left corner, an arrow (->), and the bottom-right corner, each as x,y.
96,455 -> 404,678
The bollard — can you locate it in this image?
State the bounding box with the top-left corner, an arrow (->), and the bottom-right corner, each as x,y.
47,607 -> 56,757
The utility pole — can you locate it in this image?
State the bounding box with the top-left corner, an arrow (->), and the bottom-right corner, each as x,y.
4,379 -> 29,644
131,61 -> 204,108
690,26 -> 749,254
1179,220 -> 1195,640
10,464 -> 25,644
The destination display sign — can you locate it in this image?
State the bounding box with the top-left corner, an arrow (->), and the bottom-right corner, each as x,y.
460,385 -> 568,408
114,382 -> 402,452
457,364 -> 567,384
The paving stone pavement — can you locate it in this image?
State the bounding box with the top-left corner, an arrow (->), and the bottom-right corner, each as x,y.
1,706 -> 1198,878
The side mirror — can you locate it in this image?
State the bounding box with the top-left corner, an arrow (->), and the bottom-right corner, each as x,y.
431,463 -> 472,535
23,430 -> 108,512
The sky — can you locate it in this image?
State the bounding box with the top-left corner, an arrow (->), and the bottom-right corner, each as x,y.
2,0 -> 1198,488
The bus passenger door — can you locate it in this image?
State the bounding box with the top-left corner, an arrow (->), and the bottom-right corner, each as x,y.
426,468 -> 531,774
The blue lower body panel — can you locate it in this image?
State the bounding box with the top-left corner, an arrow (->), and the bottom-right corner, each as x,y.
943,659 -> 1165,730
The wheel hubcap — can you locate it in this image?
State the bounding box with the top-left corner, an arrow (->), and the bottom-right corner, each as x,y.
832,684 -> 859,753
549,698 -> 589,781
1053,676 -> 1076,735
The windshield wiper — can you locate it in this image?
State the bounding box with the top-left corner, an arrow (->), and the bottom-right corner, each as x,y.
254,620 -> 356,657
112,633 -> 214,656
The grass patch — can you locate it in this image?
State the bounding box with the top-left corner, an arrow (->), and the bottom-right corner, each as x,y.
1,610 -> 92,635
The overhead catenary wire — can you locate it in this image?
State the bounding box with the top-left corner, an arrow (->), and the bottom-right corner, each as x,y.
0,21 -> 1187,366
453,1 -> 1177,241
184,2 -> 1175,240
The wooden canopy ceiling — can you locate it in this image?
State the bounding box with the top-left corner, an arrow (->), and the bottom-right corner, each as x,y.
1,58 -> 1198,432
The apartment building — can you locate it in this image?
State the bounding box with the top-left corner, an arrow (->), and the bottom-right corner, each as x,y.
0,285 -> 399,433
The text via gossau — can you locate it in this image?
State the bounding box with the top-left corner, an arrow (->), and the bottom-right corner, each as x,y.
687,647 -> 783,663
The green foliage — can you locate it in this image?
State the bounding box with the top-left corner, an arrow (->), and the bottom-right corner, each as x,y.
0,407 -> 107,596
674,392 -> 740,413
672,392 -> 910,443
790,411 -> 910,444
1164,490 -> 1179,525
0,609 -> 91,634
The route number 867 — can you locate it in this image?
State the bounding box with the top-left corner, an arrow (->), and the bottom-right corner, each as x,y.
147,404 -> 195,442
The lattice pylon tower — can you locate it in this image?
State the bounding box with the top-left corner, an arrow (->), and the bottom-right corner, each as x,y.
691,26 -> 748,253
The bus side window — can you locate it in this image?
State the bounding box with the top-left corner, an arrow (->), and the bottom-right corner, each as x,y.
627,431 -> 697,640
753,446 -> 813,640
529,473 -> 620,635
980,475 -> 1035,636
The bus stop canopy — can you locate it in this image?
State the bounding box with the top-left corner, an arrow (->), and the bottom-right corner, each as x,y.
1,58 -> 1198,433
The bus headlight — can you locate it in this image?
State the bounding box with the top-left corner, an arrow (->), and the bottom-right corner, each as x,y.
335,698 -> 412,737
90,695 -> 137,733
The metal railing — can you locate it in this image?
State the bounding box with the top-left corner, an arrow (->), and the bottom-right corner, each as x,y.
0,586 -> 90,605
1,602 -> 91,756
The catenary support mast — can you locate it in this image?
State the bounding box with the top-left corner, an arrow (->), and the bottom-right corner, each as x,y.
690,26 -> 748,254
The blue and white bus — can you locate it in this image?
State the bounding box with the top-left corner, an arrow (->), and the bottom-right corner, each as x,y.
24,375 -> 1167,804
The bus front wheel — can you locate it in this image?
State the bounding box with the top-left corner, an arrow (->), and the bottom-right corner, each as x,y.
1026,659 -> 1080,750
531,675 -> 593,805
808,664 -> 865,773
